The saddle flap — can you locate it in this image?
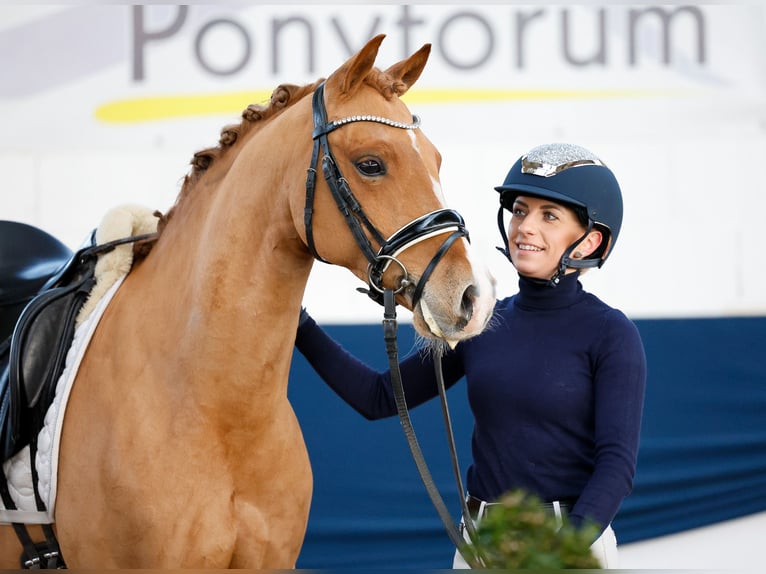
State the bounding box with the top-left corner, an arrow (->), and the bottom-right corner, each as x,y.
1,258 -> 96,462
13,280 -> 93,407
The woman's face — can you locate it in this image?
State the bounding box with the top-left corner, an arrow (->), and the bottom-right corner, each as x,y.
507,195 -> 591,280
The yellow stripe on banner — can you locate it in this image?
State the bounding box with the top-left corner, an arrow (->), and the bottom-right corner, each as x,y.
95,91 -> 274,123
402,88 -> 661,104
95,88 -> 664,124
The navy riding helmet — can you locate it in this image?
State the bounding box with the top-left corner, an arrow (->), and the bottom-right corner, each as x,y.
495,143 -> 623,284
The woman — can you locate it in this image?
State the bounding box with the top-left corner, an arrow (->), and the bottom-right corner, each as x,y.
295,143 -> 647,568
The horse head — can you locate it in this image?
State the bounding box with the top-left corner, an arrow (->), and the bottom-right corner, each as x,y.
297,34 -> 495,346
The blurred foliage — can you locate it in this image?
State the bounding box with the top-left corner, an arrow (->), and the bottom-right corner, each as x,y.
459,489 -> 602,569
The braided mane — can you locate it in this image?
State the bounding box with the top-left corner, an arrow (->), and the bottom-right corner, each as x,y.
153,80 -> 321,235
154,68 -> 404,237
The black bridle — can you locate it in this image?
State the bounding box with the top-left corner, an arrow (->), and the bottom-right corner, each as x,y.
303,82 -> 486,567
304,81 -> 468,307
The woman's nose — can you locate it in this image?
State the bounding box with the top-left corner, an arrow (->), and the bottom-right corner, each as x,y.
515,216 -> 535,235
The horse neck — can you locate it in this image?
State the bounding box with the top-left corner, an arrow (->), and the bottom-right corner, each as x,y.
133,134 -> 314,412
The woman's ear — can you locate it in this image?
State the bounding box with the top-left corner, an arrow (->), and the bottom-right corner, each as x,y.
578,229 -> 603,258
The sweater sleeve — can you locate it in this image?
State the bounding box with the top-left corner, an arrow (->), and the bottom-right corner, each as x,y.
569,310 -> 647,534
294,313 -> 465,420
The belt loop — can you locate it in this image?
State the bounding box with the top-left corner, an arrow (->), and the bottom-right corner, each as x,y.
478,499 -> 487,521
552,500 -> 563,530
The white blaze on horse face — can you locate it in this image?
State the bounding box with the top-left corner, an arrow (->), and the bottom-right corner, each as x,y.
406,129 -> 445,203
430,175 -> 447,204
407,128 -> 419,151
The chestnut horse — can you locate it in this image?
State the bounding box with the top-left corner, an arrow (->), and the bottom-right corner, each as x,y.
0,34 -> 494,567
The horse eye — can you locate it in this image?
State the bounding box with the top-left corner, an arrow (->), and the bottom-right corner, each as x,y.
356,158 -> 385,176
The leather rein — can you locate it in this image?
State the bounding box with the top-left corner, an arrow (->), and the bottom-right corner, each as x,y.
304,82 -> 485,567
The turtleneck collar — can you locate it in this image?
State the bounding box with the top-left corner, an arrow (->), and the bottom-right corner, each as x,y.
515,270 -> 583,310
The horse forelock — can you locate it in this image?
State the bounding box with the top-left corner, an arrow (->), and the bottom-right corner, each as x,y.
155,80 -> 323,236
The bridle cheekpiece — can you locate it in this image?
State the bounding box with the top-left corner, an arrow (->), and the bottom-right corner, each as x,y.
304,81 -> 469,307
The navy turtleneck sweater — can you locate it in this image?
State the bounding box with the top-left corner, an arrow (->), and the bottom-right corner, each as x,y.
295,271 -> 647,533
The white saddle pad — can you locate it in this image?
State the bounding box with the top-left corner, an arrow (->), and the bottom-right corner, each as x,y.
1,275 -> 125,524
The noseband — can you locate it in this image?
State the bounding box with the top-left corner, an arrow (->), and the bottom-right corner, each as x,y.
304,81 -> 469,307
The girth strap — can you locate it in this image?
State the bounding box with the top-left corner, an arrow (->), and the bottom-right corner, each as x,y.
0,444 -> 65,569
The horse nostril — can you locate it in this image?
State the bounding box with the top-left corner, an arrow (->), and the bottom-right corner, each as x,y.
458,284 -> 476,329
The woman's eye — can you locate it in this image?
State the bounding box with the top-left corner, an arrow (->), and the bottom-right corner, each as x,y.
356,158 -> 385,176
544,212 -> 559,221
512,208 -> 525,217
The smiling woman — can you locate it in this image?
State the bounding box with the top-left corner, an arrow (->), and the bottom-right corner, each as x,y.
495,143 -> 623,286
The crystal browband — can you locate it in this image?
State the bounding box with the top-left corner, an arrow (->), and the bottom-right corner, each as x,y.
328,114 -> 421,131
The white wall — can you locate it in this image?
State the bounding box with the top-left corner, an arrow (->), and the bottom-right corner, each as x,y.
3,4 -> 766,323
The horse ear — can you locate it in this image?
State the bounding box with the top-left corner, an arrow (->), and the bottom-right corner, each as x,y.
333,34 -> 386,96
384,43 -> 431,95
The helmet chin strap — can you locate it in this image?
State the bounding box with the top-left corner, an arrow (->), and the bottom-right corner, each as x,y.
548,220 -> 599,287
496,205 -> 512,262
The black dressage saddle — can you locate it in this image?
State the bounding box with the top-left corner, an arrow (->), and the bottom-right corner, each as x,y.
0,221 -> 74,342
0,221 -> 98,462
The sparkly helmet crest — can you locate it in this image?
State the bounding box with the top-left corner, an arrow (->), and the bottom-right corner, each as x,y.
494,143 -> 623,283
